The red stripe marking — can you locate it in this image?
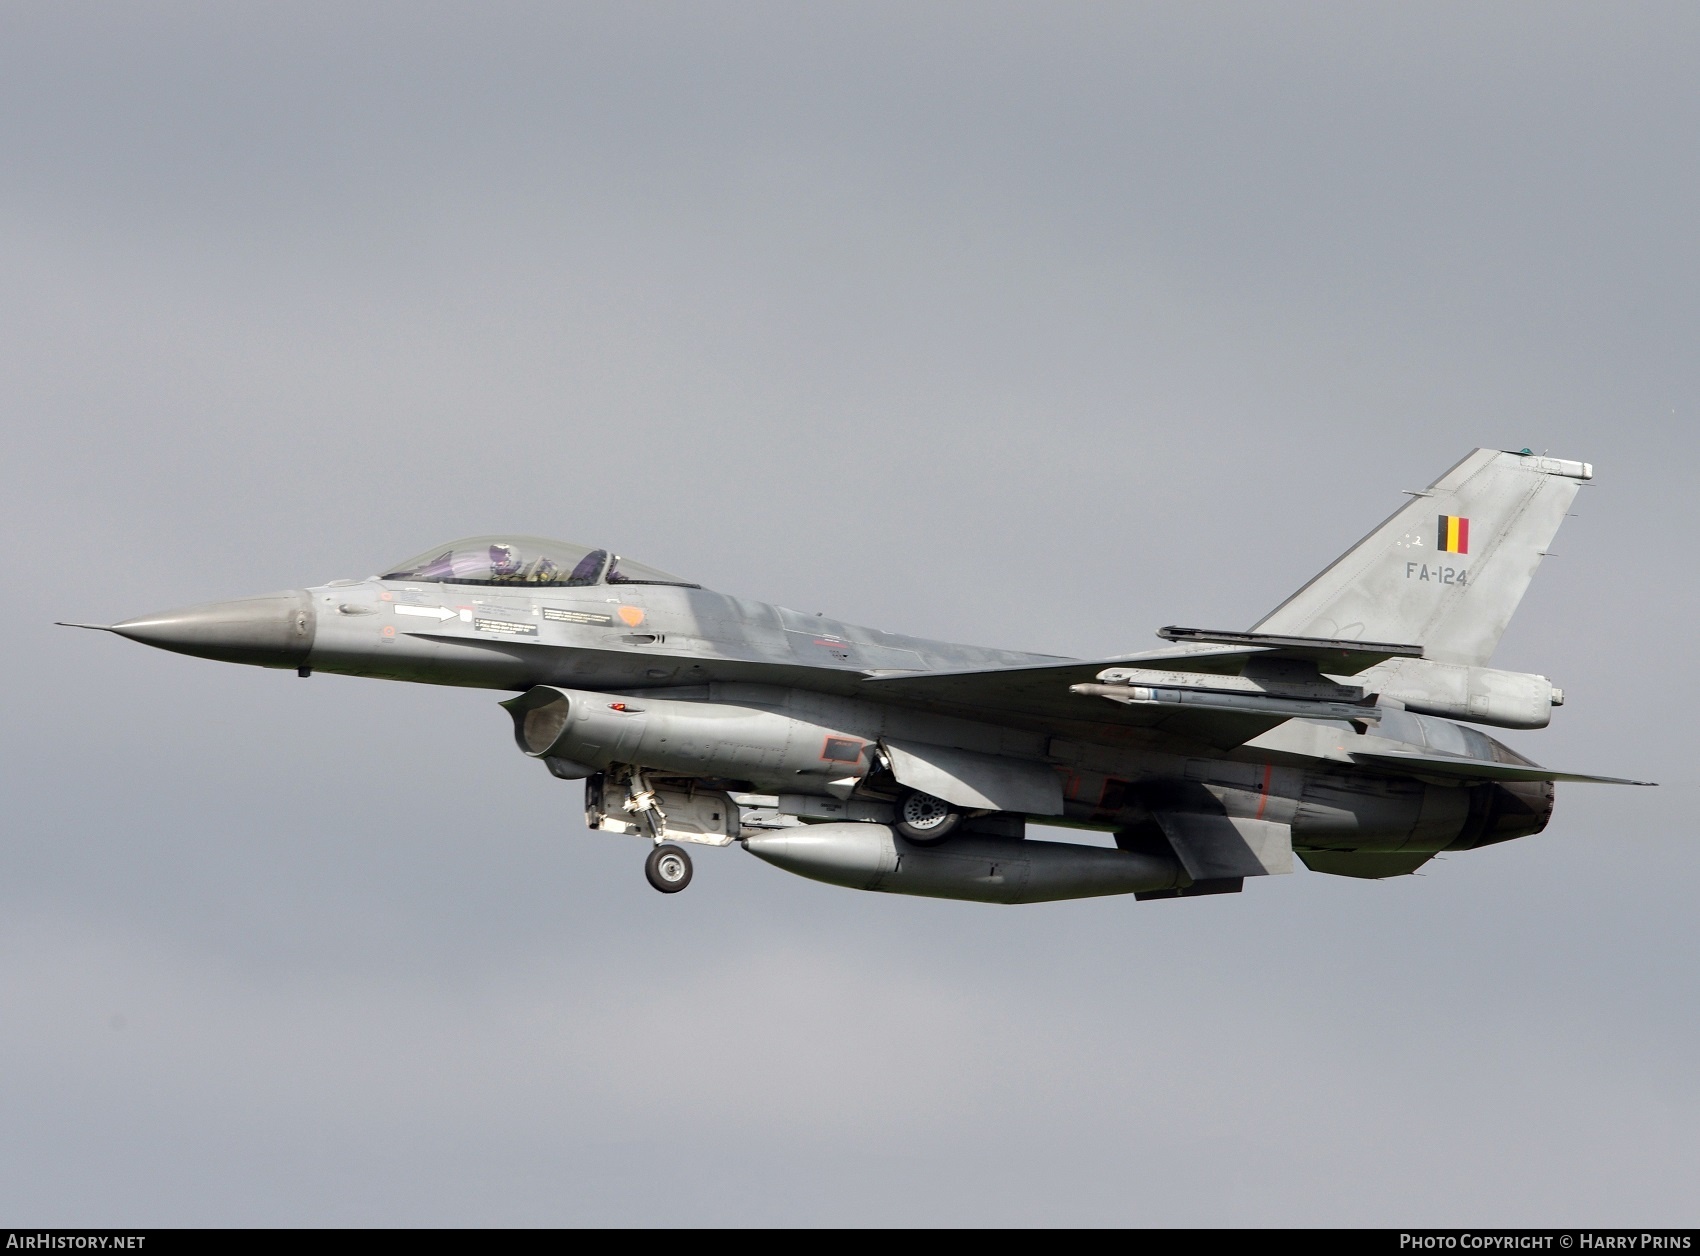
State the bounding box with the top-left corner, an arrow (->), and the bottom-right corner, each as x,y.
1457,516 -> 1469,555
1254,763 -> 1273,820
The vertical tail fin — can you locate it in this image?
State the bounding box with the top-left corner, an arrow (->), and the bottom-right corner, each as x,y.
1254,449 -> 1591,667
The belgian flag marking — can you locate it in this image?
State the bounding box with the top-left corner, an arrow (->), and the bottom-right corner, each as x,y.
1437,515 -> 1470,554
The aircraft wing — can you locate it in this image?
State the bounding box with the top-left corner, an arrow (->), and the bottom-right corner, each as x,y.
855,625 -> 1429,748
858,660 -> 1288,750
1115,627 -> 1426,677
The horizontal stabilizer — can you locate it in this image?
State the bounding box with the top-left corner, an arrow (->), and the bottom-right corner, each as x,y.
1351,749 -> 1655,786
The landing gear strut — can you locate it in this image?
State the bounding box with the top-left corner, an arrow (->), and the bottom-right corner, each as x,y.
645,843 -> 693,893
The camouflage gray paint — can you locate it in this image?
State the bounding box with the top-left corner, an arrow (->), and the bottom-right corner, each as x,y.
65,449 -> 1651,903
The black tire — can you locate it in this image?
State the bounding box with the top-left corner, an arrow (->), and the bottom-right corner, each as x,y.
894,790 -> 961,844
645,843 -> 693,893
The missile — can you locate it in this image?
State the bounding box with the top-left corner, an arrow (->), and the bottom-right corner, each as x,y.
1070,681 -> 1380,724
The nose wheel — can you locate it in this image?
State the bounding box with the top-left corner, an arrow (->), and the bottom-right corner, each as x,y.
645,843 -> 694,893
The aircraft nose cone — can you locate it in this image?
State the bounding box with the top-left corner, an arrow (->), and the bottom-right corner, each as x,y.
110,589 -> 316,668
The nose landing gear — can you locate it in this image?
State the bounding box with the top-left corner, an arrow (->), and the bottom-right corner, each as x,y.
645,843 -> 693,893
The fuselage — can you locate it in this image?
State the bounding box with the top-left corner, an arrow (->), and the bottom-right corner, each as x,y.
89,450 -> 1635,899
109,566 -> 1552,870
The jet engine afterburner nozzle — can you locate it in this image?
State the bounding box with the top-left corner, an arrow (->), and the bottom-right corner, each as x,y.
109,589 -> 316,669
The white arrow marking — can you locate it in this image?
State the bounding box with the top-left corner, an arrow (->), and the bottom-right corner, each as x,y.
394,605 -> 457,621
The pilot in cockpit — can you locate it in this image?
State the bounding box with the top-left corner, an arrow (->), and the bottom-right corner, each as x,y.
489,543 -> 522,581
380,537 -> 694,589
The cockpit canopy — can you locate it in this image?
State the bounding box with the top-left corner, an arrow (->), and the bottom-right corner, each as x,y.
379,535 -> 698,588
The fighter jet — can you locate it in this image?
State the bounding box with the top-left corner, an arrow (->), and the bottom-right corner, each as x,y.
64,448 -> 1651,902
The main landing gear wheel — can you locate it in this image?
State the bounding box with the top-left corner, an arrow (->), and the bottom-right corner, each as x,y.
894,790 -> 962,844
645,843 -> 693,893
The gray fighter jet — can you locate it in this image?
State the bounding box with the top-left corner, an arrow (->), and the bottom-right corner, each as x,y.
64,448 -> 1651,902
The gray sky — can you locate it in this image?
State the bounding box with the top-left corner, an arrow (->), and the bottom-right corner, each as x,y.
2,1 -> 1696,1225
